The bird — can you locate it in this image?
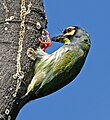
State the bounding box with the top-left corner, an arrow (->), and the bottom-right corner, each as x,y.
22,26 -> 91,99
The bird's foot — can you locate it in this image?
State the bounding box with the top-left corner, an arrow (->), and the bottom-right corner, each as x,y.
27,48 -> 37,61
27,30 -> 51,60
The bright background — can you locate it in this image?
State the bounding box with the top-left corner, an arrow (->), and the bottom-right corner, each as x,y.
17,0 -> 110,120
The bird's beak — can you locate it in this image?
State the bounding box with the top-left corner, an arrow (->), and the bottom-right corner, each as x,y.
51,34 -> 65,43
52,34 -> 70,44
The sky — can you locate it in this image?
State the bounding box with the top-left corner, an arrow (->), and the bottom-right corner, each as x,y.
17,0 -> 110,120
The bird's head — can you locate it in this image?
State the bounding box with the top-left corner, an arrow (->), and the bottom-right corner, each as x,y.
52,26 -> 91,51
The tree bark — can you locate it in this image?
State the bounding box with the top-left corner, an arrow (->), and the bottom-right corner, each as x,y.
0,0 -> 47,119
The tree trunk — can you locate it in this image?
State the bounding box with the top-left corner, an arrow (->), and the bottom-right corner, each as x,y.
0,0 -> 47,119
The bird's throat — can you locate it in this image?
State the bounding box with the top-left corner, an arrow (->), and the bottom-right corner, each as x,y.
63,38 -> 70,45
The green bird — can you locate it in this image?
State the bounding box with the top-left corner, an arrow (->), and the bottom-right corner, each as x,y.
23,26 -> 91,99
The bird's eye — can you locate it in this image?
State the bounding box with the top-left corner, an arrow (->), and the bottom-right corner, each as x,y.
68,28 -> 72,32
63,28 -> 73,34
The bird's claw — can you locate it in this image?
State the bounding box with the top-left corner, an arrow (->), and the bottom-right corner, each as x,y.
27,30 -> 51,60
27,48 -> 37,61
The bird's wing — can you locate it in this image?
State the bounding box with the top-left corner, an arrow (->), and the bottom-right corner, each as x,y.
25,70 -> 46,96
53,50 -> 76,76
39,49 -> 82,88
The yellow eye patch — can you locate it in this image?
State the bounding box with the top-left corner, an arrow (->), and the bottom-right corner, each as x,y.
64,29 -> 76,36
63,26 -> 76,36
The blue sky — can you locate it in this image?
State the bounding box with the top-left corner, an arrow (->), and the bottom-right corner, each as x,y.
17,0 -> 110,120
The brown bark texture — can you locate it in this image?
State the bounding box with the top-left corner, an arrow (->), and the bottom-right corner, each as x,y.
0,0 -> 47,119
